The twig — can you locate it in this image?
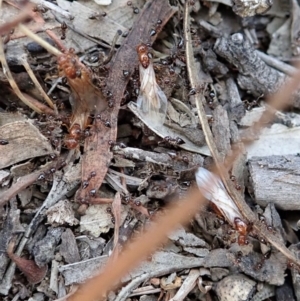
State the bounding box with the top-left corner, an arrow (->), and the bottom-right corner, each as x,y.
111,192 -> 121,260
102,30 -> 122,64
169,269 -> 200,301
183,3 -> 222,167
45,29 -> 67,53
257,50 -> 298,76
21,56 -> 55,109
0,162 -> 54,207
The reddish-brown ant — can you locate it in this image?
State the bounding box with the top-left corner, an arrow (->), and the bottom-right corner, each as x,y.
234,217 -> 249,246
57,48 -> 107,149
61,22 -> 67,40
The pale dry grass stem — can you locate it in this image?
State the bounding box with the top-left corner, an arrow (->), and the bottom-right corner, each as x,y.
18,23 -> 62,56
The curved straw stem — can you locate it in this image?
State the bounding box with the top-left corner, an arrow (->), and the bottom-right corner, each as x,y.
18,23 -> 62,56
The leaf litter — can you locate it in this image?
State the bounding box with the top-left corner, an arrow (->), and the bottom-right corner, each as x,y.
1,0 -> 300,301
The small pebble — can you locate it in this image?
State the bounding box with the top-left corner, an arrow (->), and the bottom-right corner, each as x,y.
215,274 -> 256,301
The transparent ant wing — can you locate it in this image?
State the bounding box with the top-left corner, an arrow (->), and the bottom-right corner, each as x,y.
195,167 -> 243,224
137,61 -> 167,125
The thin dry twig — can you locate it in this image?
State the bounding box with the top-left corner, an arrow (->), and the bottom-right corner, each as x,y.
0,162 -> 55,207
45,29 -> 67,53
111,192 -> 121,260
183,3 -> 222,165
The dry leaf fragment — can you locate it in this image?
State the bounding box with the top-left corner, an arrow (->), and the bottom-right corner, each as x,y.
7,241 -> 47,284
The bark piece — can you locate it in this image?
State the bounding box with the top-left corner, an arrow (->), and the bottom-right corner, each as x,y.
168,227 -> 207,248
33,227 -> 64,267
0,207 -> 23,280
60,229 -> 81,264
0,120 -> 53,169
212,105 -> 231,160
227,251 -> 286,285
249,155 -> 300,210
214,34 -> 300,108
226,77 -> 245,122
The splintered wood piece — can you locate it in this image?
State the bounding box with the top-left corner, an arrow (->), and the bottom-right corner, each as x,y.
249,155 -> 300,210
76,0 -> 177,202
0,120 -> 53,169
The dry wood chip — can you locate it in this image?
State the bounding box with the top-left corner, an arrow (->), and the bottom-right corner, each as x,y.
80,203 -> 129,237
55,0 -> 127,46
60,229 -> 81,264
249,155 -> 300,210
45,199 -> 79,227
0,120 -> 53,169
33,227 -> 64,267
211,105 -> 231,160
168,227 -> 207,248
227,251 -> 286,285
